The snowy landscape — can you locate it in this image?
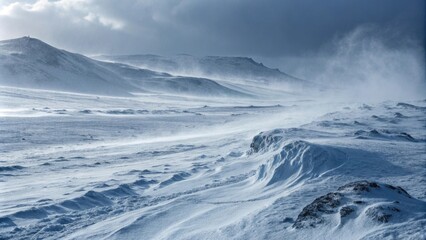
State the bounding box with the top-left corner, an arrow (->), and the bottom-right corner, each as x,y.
0,36 -> 425,240
0,1 -> 425,240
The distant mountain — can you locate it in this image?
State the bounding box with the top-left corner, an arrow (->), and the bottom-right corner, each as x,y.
0,37 -> 248,97
96,54 -> 302,84
0,37 -> 137,96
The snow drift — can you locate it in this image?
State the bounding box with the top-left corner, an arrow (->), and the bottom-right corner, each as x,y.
249,128 -> 332,153
255,140 -> 346,187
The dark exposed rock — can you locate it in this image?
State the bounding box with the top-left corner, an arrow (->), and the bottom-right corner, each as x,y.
293,192 -> 343,228
365,205 -> 400,223
293,181 -> 418,229
249,130 -> 284,153
354,129 -> 418,142
337,180 -> 380,193
376,214 -> 391,223
282,217 -> 294,223
340,206 -> 355,218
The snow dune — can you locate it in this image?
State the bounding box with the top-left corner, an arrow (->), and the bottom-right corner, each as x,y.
255,140 -> 346,187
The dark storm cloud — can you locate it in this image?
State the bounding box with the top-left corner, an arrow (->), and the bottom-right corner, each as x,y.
0,0 -> 424,57
171,0 -> 425,56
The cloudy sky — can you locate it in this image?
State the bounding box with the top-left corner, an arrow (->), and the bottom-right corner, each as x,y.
0,0 -> 424,58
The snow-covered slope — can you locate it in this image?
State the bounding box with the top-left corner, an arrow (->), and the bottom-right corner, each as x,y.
1,86 -> 424,239
0,37 -> 249,97
0,37 -> 137,96
0,38 -> 424,240
104,62 -> 250,97
96,54 -> 303,85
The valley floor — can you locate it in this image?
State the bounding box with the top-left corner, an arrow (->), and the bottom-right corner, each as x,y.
0,86 -> 425,239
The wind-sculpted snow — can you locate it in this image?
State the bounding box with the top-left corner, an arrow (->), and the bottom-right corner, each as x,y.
249,128 -> 332,153
293,181 -> 426,231
0,85 -> 425,239
255,140 -> 346,187
159,172 -> 191,188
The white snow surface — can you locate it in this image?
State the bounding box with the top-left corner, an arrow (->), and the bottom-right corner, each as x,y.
0,85 -> 425,240
95,54 -> 298,82
95,54 -> 312,94
0,37 -> 252,98
0,38 -> 425,240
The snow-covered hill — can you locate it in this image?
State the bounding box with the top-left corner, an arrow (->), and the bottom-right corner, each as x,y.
103,62 -> 250,97
0,37 -> 424,240
0,37 -> 249,97
0,37 -> 137,96
96,54 -> 303,85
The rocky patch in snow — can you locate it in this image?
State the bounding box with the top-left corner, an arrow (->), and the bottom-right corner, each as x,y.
293,181 -> 426,229
354,129 -> 419,142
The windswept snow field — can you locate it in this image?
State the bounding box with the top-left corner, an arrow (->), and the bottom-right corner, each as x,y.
0,38 -> 425,240
1,86 -> 425,239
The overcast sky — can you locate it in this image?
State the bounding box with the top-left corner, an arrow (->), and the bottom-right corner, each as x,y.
0,0 -> 424,58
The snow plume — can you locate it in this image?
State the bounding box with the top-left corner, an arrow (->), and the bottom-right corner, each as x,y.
316,26 -> 425,102
288,26 -> 426,102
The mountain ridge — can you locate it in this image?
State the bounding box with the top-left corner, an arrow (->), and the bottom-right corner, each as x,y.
95,54 -> 303,84
0,37 -> 255,97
